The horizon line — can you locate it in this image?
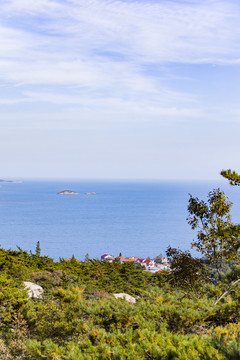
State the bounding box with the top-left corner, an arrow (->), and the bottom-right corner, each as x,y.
1,176 -> 226,182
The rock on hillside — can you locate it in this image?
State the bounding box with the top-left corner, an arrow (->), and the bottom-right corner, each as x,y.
113,293 -> 136,304
23,282 -> 43,299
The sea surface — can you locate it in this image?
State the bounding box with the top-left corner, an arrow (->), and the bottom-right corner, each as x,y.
1,179 -> 240,261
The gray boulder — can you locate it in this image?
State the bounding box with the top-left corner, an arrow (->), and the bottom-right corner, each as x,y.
23,281 -> 43,299
113,293 -> 136,304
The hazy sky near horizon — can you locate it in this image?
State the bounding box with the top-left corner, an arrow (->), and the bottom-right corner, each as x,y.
1,0 -> 240,180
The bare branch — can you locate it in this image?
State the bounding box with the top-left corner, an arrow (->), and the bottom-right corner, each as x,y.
215,278 -> 240,305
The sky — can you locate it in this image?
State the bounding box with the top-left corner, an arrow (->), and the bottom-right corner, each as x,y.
1,0 -> 240,180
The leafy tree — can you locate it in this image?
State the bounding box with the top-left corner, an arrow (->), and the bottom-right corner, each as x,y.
219,169 -> 240,256
154,253 -> 163,264
187,188 -> 238,277
166,247 -> 209,292
220,170 -> 240,255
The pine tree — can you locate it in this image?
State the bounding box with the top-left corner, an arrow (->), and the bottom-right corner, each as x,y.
84,253 -> 90,262
35,241 -> 41,256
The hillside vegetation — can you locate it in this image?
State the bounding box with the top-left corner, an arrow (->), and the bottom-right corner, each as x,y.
0,245 -> 240,360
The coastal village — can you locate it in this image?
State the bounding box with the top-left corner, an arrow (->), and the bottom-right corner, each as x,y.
101,254 -> 171,273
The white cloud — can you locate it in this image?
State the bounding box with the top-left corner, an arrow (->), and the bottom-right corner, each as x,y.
1,1 -> 240,181
0,103 -> 204,129
2,0 -> 240,62
0,0 -> 239,108
0,0 -> 238,127
0,0 -> 240,88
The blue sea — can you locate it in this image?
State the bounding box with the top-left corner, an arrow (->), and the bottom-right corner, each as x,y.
1,180 -> 240,261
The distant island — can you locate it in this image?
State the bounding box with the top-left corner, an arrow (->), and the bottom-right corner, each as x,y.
57,190 -> 97,195
0,179 -> 22,183
57,190 -> 78,195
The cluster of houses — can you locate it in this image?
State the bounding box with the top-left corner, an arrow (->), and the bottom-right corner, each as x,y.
100,254 -> 171,273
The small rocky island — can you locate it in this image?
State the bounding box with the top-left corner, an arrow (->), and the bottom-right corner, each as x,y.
57,190 -> 78,195
0,178 -> 22,183
85,192 -> 96,195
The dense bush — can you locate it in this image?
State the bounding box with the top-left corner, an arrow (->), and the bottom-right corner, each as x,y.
0,246 -> 240,359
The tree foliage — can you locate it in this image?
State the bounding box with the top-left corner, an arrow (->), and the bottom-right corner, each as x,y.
35,241 -> 41,256
187,188 -> 238,275
221,169 -> 240,186
166,246 -> 209,292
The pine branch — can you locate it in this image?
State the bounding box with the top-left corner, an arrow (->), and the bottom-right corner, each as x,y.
221,169 -> 240,186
